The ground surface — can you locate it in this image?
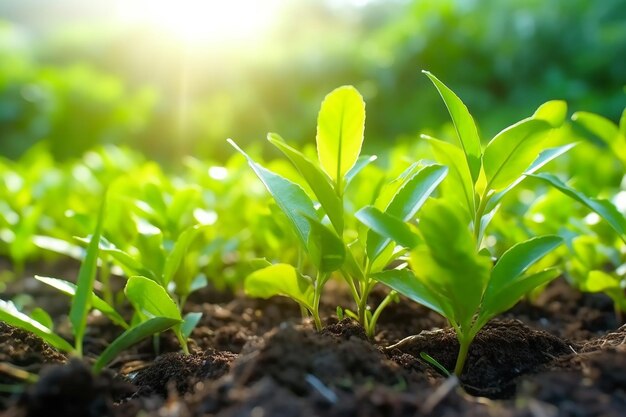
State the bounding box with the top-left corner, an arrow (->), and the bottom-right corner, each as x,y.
1,273 -> 625,417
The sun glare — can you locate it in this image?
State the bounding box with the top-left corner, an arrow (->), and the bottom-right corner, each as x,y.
116,0 -> 282,44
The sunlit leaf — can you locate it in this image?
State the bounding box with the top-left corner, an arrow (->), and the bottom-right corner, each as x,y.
423,71 -> 481,182
244,264 -> 315,311
316,86 -> 366,189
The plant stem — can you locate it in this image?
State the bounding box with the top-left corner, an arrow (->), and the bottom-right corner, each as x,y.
367,291 -> 394,339
312,272 -> 328,331
454,335 -> 471,376
100,255 -> 113,306
473,189 -> 491,248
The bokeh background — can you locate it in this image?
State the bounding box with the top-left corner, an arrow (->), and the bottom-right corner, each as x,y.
1,0 -> 625,163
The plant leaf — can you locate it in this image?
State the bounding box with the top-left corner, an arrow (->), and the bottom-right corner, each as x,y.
371,269 -> 447,317
345,155 -> 377,189
124,276 -> 182,321
92,317 -> 181,373
244,264 -> 315,311
532,173 -> 626,242
483,118 -> 553,191
356,206 -> 420,260
0,300 -> 74,353
228,139 -> 317,248
572,111 -> 626,163
480,268 -> 560,320
423,71 -> 481,182
533,100 -> 567,127
164,224 -> 206,288
35,276 -> 128,329
269,133 -> 344,234
316,85 -> 366,188
424,137 -> 475,219
303,215 -> 346,273
181,312 -> 203,339
69,193 -> 106,353
488,236 -> 562,294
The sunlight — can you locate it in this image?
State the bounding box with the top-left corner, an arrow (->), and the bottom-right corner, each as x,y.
116,0 -> 283,44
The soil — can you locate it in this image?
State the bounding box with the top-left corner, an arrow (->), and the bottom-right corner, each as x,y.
1,275 -> 625,417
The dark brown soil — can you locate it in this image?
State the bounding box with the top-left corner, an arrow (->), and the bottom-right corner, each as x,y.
1,275 -> 625,417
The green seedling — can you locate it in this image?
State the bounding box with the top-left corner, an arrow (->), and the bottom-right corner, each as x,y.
231,85 -> 446,336
364,72 -> 570,375
0,195 -> 182,372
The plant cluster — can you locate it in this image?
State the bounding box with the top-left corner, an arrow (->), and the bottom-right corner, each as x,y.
1,72 -> 625,380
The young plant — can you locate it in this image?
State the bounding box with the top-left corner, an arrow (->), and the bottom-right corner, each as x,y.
230,86 -> 446,336
0,195 -> 182,372
361,71 -> 570,375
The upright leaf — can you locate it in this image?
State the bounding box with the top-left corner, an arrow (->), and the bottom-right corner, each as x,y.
356,206 -> 420,260
533,100 -> 567,127
303,215 -> 346,272
483,118 -> 553,191
423,71 -> 482,182
228,139 -> 317,247
572,111 -> 626,163
424,137 -> 475,218
316,86 -> 366,188
124,276 -> 181,321
268,133 -> 344,233
69,193 -> 106,355
532,173 -> 626,242
164,224 -> 207,288
488,236 -> 562,293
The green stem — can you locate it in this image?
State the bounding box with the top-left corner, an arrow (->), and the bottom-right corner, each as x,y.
473,189 -> 491,248
100,256 -> 113,306
367,291 -> 394,339
75,336 -> 83,358
312,272 -> 328,331
454,335 -> 472,376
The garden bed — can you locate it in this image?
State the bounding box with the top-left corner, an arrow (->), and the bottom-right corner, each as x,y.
1,276 -> 625,417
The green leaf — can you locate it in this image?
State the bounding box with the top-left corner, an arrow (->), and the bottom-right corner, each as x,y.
316,85 -> 366,188
345,155 -> 377,188
268,133 -> 344,233
480,268 -> 559,320
124,276 -> 182,321
488,236 -> 562,293
583,270 -> 621,293
164,224 -> 206,288
31,308 -> 54,331
572,111 -> 626,163
244,264 -> 315,311
92,317 -> 181,373
423,71 -> 481,182
485,143 -> 577,212
532,173 -> 626,242
69,193 -> 106,355
0,300 -> 74,353
303,215 -> 346,273
181,312 -> 203,339
228,139 -> 317,248
483,118 -> 553,191
35,276 -> 129,329
533,100 -> 567,127
424,137 -> 475,219
371,269 -> 447,317
355,206 -> 420,260
412,200 -> 491,328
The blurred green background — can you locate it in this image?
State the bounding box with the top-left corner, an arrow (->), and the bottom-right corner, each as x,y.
0,0 -> 625,163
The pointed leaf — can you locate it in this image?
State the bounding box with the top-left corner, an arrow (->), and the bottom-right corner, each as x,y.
423,71 -> 481,182
124,276 -> 181,321
572,111 -> 626,163
269,133 -> 344,233
92,317 -> 181,373
164,224 -> 206,287
481,268 -> 559,319
244,264 -> 315,311
532,173 -> 626,242
181,312 -> 203,339
36,276 -> 128,329
488,236 -> 562,293
583,270 -> 621,293
316,86 -> 366,187
345,155 -> 377,188
228,139 -> 317,247
371,269 -> 447,317
0,300 -> 74,353
303,215 -> 346,273
69,193 -> 106,351
424,137 -> 475,218
483,118 -> 553,191
356,206 -> 420,260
